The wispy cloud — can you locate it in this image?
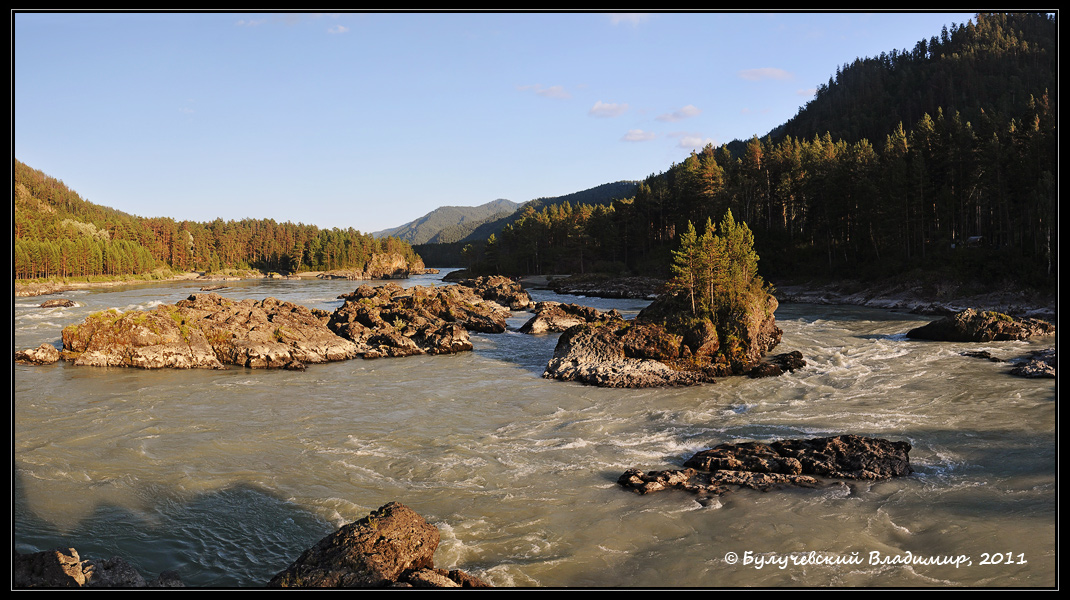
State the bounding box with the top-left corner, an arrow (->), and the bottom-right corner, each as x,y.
517,84 -> 571,99
589,101 -> 629,118
328,24 -> 349,34
622,129 -> 656,142
670,132 -> 717,150
796,87 -> 818,97
235,18 -> 267,27
609,13 -> 650,26
738,67 -> 793,81
656,104 -> 701,122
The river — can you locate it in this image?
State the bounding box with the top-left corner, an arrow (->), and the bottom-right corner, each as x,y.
13,271 -> 1057,587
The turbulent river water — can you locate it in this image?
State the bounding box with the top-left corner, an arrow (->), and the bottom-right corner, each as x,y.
13,271 -> 1057,587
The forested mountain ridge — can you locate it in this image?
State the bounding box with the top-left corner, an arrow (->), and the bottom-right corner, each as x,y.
771,12 -> 1056,146
460,12 -> 1056,290
13,160 -> 421,280
371,198 -> 520,245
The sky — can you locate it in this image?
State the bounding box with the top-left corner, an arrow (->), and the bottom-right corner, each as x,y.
14,11 -> 980,234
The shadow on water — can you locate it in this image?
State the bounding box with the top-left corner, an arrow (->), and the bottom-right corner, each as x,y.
13,470 -> 335,587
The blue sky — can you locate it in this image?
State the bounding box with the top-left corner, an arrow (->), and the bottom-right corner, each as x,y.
14,11 -> 978,233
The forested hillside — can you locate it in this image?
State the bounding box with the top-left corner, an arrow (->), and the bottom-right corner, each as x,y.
462,12 -> 1056,289
13,160 -> 420,280
372,198 -> 520,245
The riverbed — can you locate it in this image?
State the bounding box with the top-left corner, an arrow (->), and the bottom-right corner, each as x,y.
13,271 -> 1056,587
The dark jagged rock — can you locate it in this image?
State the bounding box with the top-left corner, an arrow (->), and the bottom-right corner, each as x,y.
748,350 -> 807,378
1009,347 -> 1055,379
40,298 -> 76,308
268,502 -> 489,588
906,308 -> 1055,342
13,547 -> 184,588
15,343 -> 61,365
619,435 -> 912,498
519,301 -> 622,334
961,350 -> 1003,362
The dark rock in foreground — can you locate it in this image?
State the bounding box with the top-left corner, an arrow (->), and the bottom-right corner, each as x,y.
268,502 -> 490,588
747,350 -> 807,378
906,308 -> 1055,342
619,435 -> 912,498
13,547 -> 183,588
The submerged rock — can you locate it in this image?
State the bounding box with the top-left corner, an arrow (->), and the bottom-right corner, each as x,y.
268,502 -> 489,588
906,308 -> 1055,342
619,435 -> 912,498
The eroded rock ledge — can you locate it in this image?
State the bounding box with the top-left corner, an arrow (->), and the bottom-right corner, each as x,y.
619,435 -> 913,499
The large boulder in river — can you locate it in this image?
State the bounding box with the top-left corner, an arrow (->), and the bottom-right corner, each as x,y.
268,502 -> 490,588
906,308 -> 1055,342
618,435 -> 912,499
543,320 -> 717,387
543,287 -> 784,387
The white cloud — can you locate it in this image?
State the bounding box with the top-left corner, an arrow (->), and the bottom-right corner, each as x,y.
622,129 -> 656,142
656,104 -> 702,122
670,132 -> 717,150
517,84 -> 571,99
589,101 -> 629,118
328,24 -> 349,34
236,18 -> 267,27
738,67 -> 793,81
609,13 -> 650,26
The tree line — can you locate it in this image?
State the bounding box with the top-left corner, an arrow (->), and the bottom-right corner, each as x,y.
13,160 -> 421,280
462,12 -> 1056,288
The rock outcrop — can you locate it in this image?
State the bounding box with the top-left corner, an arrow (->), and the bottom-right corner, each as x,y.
448,275 -> 533,310
268,502 -> 489,588
519,301 -> 622,334
546,274 -> 664,299
619,435 -> 913,499
37,278 -> 529,369
906,308 -> 1055,342
13,547 -> 183,588
317,253 -> 426,280
543,320 -> 717,387
543,288 -> 785,387
58,294 -> 360,370
40,298 -> 77,308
